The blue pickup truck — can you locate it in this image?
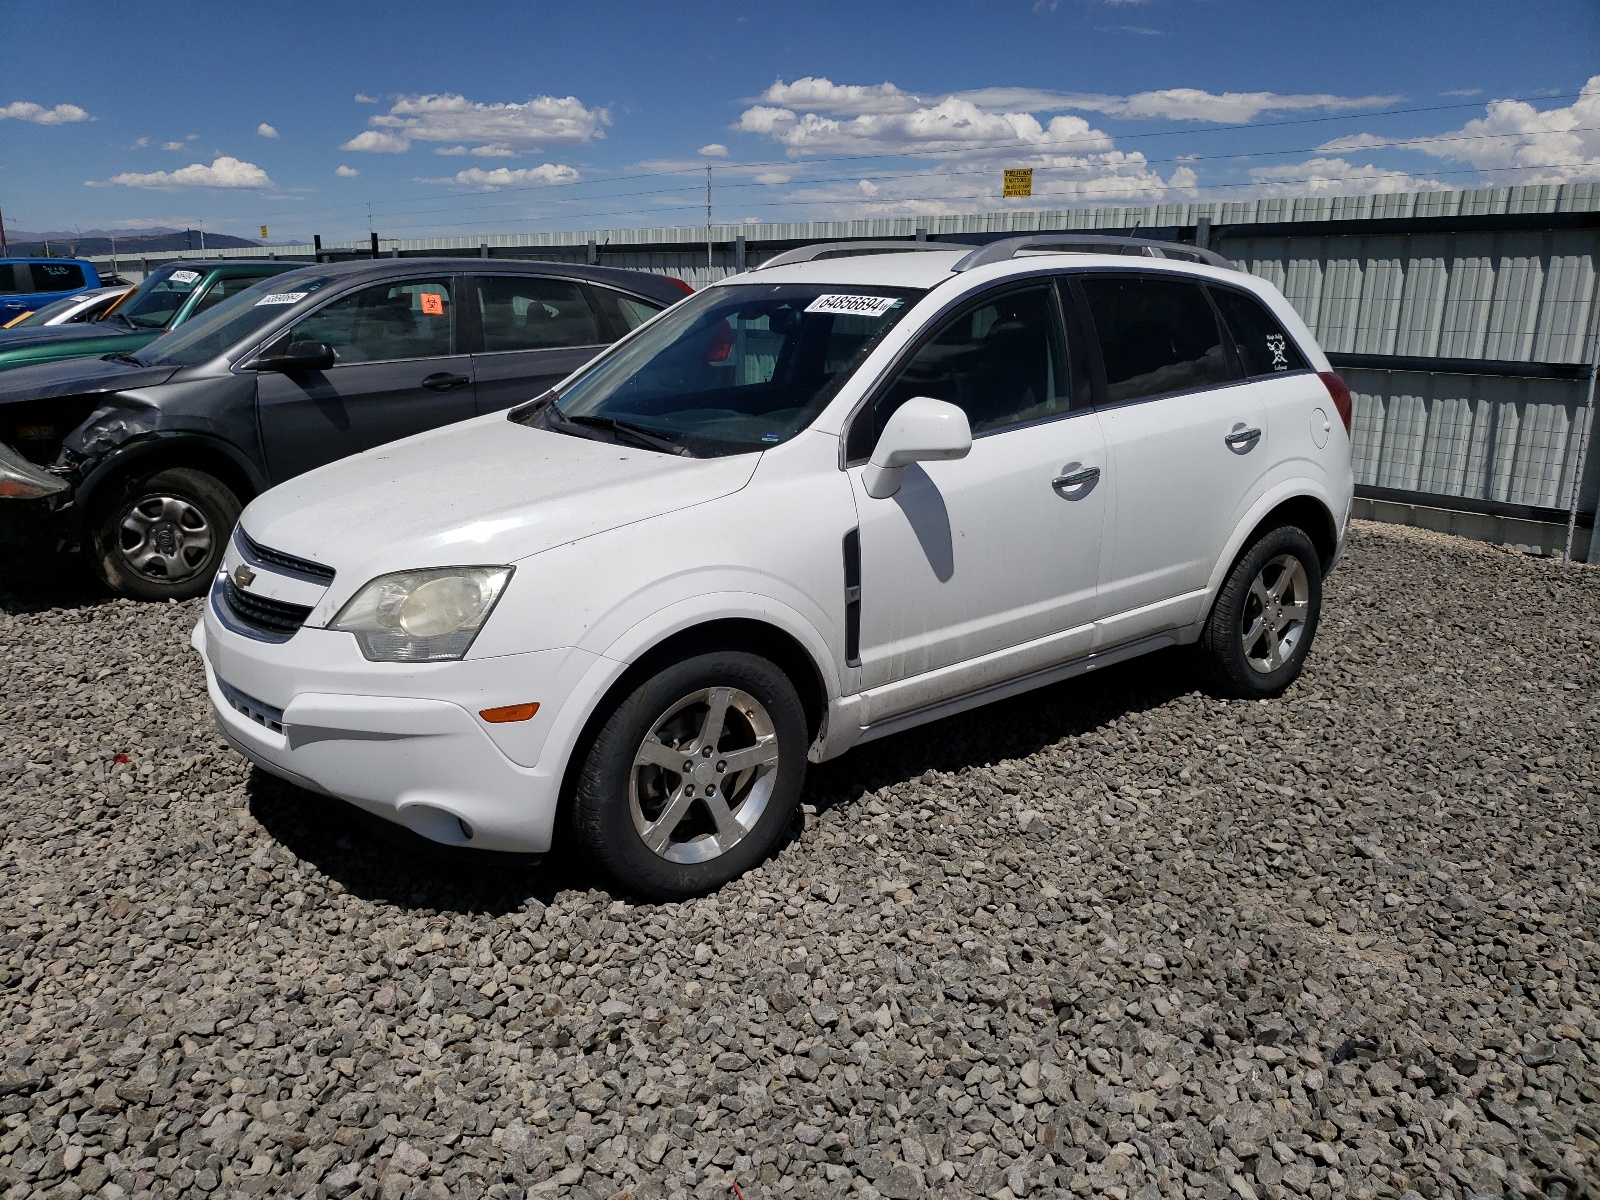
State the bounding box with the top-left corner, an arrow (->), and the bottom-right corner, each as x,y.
0,258 -> 102,324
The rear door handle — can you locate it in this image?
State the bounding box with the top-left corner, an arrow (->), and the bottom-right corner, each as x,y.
1224,427 -> 1262,448
421,372 -> 471,391
1052,465 -> 1101,488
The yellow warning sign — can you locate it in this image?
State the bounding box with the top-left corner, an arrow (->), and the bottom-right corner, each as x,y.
260,225 -> 269,239
1003,168 -> 1033,198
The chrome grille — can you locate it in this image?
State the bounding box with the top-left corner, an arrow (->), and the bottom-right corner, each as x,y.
237,528 -> 335,584
221,576 -> 313,638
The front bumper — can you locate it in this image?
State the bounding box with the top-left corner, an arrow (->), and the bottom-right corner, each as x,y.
194,589 -> 604,854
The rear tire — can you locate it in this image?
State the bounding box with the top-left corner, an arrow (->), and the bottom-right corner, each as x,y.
1197,524 -> 1323,699
93,467 -> 240,601
571,651 -> 808,899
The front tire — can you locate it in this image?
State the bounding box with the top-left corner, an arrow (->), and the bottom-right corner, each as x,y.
93,467 -> 240,601
1197,524 -> 1323,699
572,651 -> 808,899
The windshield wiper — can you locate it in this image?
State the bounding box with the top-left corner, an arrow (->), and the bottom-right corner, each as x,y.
551,408 -> 693,457
103,352 -> 145,367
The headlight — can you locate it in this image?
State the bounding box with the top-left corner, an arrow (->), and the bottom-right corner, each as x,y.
330,566 -> 512,662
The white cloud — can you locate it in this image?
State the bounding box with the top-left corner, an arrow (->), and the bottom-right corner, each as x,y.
1248,157 -> 1448,197
435,144 -> 517,157
257,122 -> 279,139
344,93 -> 609,156
342,129 -> 410,153
1441,88 -> 1483,98
743,77 -> 1401,129
162,140 -> 186,151
698,143 -> 729,157
97,156 -> 275,190
755,78 -> 922,116
754,171 -> 792,185
335,164 -> 360,178
1321,77 -> 1600,185
858,179 -> 879,196
1,100 -> 91,124
133,136 -> 149,148
428,163 -> 581,190
354,92 -> 379,104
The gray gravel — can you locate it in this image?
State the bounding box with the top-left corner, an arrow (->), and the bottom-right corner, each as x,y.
1,521 -> 1597,1200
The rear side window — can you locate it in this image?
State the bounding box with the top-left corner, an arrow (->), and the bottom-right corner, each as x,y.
0,266 -> 24,295
1080,275 -> 1231,404
476,276 -> 601,352
29,262 -> 85,292
591,286 -> 663,335
1210,287 -> 1308,377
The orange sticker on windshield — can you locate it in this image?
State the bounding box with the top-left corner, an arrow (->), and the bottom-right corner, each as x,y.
420,293 -> 445,316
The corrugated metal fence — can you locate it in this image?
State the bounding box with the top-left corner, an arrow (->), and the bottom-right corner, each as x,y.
89,183 -> 1600,559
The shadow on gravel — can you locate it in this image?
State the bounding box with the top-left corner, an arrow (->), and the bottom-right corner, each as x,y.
803,644 -> 1201,816
0,548 -> 111,615
247,645 -> 1203,912
247,770 -> 587,917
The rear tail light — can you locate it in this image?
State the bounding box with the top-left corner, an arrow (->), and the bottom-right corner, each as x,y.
665,277 -> 695,296
705,320 -> 735,363
1319,371 -> 1353,434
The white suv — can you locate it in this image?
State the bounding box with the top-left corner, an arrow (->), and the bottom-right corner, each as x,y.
193,235 -> 1354,898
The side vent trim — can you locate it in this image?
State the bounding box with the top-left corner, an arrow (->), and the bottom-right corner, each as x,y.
842,528 -> 862,667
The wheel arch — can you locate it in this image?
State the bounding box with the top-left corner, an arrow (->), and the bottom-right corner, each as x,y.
1202,484 -> 1341,622
77,432 -> 266,522
550,612 -> 835,847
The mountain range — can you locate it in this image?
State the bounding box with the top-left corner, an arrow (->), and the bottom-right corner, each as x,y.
3,226 -> 266,258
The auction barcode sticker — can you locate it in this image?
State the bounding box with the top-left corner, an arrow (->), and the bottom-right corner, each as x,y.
804,294 -> 900,317
170,269 -> 201,285
254,292 -> 309,306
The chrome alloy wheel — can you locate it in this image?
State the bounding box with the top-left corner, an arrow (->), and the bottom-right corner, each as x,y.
629,686 -> 781,864
118,494 -> 214,582
1240,552 -> 1310,674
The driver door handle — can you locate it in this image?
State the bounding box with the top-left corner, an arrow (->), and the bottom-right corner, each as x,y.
1053,465 -> 1101,488
1225,427 -> 1262,448
421,372 -> 471,391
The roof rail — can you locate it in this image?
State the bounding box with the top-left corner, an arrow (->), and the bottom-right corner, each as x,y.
952,233 -> 1235,273
754,240 -> 961,270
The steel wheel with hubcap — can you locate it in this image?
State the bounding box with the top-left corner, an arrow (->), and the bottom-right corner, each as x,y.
1197,524 -> 1323,698
94,467 -> 240,601
573,651 -> 807,898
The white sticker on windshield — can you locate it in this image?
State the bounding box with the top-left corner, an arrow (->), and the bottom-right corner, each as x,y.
254,292 -> 309,306
804,294 -> 899,317
170,269 -> 201,285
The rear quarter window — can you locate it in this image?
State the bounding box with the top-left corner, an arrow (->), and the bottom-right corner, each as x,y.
1209,286 -> 1309,377
29,262 -> 86,292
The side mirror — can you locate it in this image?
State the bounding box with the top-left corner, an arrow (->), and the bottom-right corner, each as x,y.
253,340 -> 335,373
862,397 -> 972,499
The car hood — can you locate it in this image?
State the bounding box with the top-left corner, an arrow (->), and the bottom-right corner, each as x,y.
240,414 -> 762,588
0,323 -> 133,349
0,353 -> 178,404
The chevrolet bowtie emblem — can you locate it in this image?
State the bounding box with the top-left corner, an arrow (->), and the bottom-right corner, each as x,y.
233,564 -> 257,589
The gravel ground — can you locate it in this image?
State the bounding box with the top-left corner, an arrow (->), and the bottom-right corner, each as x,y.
0,520 -> 1597,1200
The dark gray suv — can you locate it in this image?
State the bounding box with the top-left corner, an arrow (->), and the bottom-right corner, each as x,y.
0,258 -> 690,599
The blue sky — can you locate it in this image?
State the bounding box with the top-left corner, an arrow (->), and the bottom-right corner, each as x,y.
2,0 -> 1597,245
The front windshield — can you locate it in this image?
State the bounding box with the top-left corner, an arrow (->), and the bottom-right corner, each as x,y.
530,283 -> 921,456
136,274 -> 333,367
115,266 -> 209,329
11,294 -> 86,327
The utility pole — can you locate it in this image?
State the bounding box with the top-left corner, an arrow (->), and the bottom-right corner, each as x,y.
0,204 -> 8,255
199,222 -> 206,253
706,164 -> 713,271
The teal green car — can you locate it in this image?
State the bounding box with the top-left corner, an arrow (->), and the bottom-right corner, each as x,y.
0,259 -> 299,372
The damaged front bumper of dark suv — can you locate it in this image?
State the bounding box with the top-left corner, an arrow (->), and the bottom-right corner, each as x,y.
0,440 -> 74,548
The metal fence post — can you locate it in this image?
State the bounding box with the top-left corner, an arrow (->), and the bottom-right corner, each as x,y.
1563,310 -> 1600,563
734,235 -> 745,271
479,243 -> 488,259
587,239 -> 597,266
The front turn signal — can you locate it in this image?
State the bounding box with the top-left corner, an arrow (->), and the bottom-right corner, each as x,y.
480,703 -> 539,724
